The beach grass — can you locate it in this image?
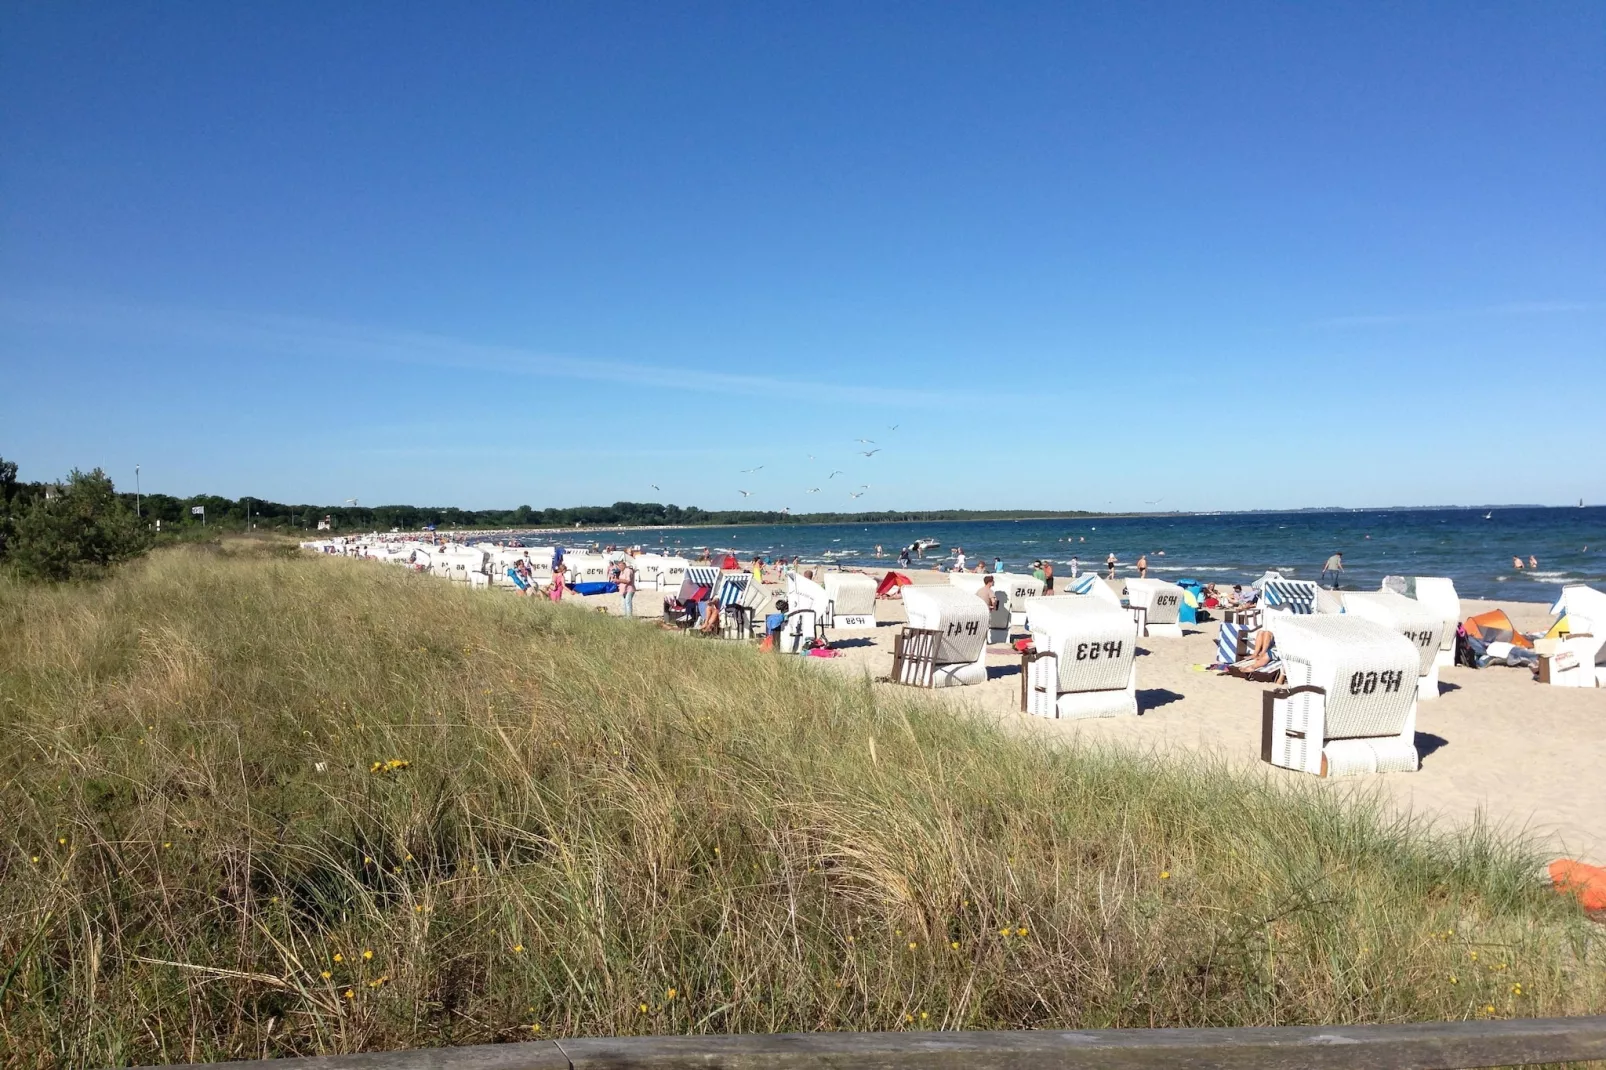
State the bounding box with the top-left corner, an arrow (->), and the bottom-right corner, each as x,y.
1,542 -> 1601,1066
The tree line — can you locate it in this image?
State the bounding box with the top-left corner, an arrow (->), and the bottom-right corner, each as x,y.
1,455 -> 1098,580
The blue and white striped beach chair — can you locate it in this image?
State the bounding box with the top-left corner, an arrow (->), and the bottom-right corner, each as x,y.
713,573 -> 750,607
1262,579 -> 1320,614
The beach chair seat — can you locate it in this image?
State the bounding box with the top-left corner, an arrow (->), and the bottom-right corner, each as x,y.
824,572 -> 878,629
894,587 -> 989,687
1341,590 -> 1447,700
1023,599 -> 1139,719
1123,578 -> 1186,638
786,573 -> 833,627
777,608 -> 822,653
1260,615 -> 1421,777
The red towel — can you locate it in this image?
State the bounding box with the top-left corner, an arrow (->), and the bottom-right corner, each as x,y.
1550,859 -> 1606,911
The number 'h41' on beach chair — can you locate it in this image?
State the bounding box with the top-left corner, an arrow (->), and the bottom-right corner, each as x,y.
893,587 -> 989,687
1022,599 -> 1139,719
1261,615 -> 1421,777
1123,578 -> 1186,638
1340,590 -> 1447,701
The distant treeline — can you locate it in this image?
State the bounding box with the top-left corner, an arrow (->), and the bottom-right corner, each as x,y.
1,460 -> 1097,533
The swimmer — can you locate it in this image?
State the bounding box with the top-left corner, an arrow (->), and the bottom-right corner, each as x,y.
1529,555 -> 1539,569
1513,556 -> 1524,570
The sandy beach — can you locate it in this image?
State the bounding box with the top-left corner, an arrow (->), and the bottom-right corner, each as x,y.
581,568 -> 1602,867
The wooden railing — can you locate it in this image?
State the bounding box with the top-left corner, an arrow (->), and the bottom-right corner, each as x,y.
158,1016 -> 1606,1070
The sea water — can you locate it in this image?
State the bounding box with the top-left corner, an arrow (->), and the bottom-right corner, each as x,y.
510,506 -> 1605,602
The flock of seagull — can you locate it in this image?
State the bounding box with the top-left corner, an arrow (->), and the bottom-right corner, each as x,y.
650,424 -> 901,511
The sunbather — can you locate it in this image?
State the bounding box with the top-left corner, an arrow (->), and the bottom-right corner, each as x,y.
1235,628 -> 1276,671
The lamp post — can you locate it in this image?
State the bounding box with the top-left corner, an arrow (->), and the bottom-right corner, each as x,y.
135,464 -> 141,519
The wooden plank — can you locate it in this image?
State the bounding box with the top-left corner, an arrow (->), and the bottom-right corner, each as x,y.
143,1017 -> 1606,1070
558,1019 -> 1606,1070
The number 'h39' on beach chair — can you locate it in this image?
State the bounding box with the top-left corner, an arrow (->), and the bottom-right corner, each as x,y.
1123,578 -> 1186,638
1261,615 -> 1421,777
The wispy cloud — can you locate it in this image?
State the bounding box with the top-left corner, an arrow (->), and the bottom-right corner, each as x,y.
1310,301 -> 1602,329
0,295 -> 972,409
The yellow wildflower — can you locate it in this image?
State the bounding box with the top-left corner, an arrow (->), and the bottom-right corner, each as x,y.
666,988 -> 677,1000
1017,927 -> 1028,937
1160,871 -> 1170,879
529,1024 -> 542,1033
333,954 -> 344,963
1511,984 -> 1523,995
344,989 -> 354,1000
908,942 -> 918,951
950,941 -> 960,950
512,944 -> 524,953
920,1012 -> 929,1021
639,1003 -> 648,1014
321,971 -> 332,979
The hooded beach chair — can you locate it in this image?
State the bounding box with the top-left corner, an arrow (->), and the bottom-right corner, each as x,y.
1123,578 -> 1186,638
1022,598 -> 1139,719
1340,590 -> 1447,700
1065,572 -> 1123,606
786,573 -> 833,627
1412,578 -> 1461,668
1260,615 -> 1421,777
893,586 -> 990,687
948,574 -> 1012,640
1535,585 -> 1606,687
824,572 -> 878,629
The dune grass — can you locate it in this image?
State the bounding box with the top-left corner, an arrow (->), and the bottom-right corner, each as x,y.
0,543 -> 1600,1066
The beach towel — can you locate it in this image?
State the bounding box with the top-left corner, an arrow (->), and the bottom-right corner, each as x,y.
569,581 -> 619,596
1550,859 -> 1606,911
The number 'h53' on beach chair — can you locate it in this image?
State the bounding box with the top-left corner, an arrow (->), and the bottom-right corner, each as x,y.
1022,599 -> 1139,719
1261,615 -> 1421,777
1123,578 -> 1186,638
1340,590 -> 1447,701
893,587 -> 989,687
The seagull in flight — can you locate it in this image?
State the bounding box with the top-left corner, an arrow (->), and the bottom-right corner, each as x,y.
859,449 -> 881,457
828,470 -> 844,479
1144,497 -> 1163,505
849,491 -> 865,499
741,465 -> 765,473
807,487 -> 820,493
888,424 -> 899,431
650,484 -> 660,491
738,490 -> 753,497
855,438 -> 875,444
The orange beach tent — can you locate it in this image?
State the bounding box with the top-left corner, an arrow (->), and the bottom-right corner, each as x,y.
1464,609 -> 1533,649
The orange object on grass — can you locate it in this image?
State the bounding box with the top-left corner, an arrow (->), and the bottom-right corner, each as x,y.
1549,859 -> 1606,911
1464,609 -> 1534,649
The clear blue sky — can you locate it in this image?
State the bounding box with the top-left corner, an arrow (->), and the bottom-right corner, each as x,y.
3,2 -> 1602,513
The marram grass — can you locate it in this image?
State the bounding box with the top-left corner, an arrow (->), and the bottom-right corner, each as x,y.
0,543 -> 1600,1066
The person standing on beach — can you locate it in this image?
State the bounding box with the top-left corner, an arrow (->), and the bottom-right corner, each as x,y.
1105,552 -> 1117,579
549,559 -> 566,601
977,574 -> 998,611
1136,554 -> 1148,579
1321,551 -> 1344,589
1069,556 -> 1079,579
955,548 -> 967,571
1043,560 -> 1055,594
618,556 -> 637,617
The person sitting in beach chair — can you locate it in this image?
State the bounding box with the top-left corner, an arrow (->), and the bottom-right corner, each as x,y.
698,600 -> 722,636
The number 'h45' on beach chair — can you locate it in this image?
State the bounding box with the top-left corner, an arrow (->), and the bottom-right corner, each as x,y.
1261,615 -> 1422,777
1022,599 -> 1139,719
1123,578 -> 1186,638
1340,590 -> 1447,701
893,587 -> 989,687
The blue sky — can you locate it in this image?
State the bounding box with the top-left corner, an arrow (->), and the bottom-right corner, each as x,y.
2,2 -> 1602,513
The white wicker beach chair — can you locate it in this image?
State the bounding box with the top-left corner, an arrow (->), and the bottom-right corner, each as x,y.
786,573 -> 832,625
1411,578 -> 1461,668
1537,585 -> 1606,688
894,587 -> 989,687
824,572 -> 878,629
1340,590 -> 1447,700
1261,615 -> 1421,777
563,553 -> 610,587
1023,598 -> 1138,719
1123,578 -> 1186,638
777,608 -> 821,654
948,574 -> 1012,640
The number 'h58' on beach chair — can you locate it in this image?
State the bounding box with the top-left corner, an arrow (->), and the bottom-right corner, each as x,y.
1261,615 -> 1421,777
1022,599 -> 1139,719
824,572 -> 878,629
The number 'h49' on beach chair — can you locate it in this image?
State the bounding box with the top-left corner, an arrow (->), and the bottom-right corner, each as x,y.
1123,578 -> 1186,638
1261,615 -> 1421,777
893,587 -> 989,687
1022,599 -> 1139,719
1340,590 -> 1447,701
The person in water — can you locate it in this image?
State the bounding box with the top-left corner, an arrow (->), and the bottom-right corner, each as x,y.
1105,553 -> 1118,579
1513,556 -> 1524,570
1136,554 -> 1149,579
1321,552 -> 1344,589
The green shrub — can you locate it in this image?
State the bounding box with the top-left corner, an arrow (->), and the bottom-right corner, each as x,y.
6,467 -> 151,582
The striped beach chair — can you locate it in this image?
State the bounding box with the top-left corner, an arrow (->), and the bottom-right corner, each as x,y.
1261,578 -> 1320,614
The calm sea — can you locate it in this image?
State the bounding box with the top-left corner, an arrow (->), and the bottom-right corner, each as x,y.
510,506 -> 1605,602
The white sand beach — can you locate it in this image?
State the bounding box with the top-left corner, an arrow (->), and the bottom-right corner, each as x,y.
588,570 -> 1602,867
